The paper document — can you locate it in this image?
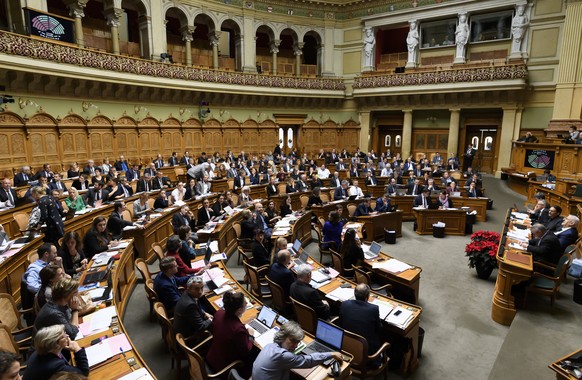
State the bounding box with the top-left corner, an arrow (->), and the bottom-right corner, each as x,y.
326,287 -> 355,302
122,226 -> 137,231
85,333 -> 132,367
371,299 -> 395,320
210,253 -> 227,262
310,270 -> 331,283
272,228 -> 290,236
255,326 -> 279,349
508,242 -> 526,251
372,258 -> 412,274
385,306 -> 414,328
117,368 -> 155,380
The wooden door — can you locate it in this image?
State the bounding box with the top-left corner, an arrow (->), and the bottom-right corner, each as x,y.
377,126 -> 403,157
465,126 -> 498,173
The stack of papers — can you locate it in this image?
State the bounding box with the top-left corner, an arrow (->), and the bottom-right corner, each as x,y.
372,258 -> 412,274
74,208 -> 93,215
432,222 -> 446,227
85,333 -> 132,367
118,368 -> 155,380
385,306 -> 415,329
255,326 -> 279,349
507,228 -> 529,242
310,270 -> 331,283
371,298 -> 395,320
77,306 -> 117,338
511,212 -> 529,220
326,287 -> 355,302
508,242 -> 526,251
272,228 -> 290,236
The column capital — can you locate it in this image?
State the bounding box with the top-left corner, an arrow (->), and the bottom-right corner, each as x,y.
65,0 -> 89,18
293,42 -> 304,56
270,39 -> 281,54
449,108 -> 461,113
402,109 -> 413,114
105,8 -> 123,27
181,26 -> 195,42
208,32 -> 222,47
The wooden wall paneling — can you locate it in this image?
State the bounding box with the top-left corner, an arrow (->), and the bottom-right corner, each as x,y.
259,120 -> 278,154
241,120 -> 259,155
182,118 -> 203,154
322,120 -> 339,152
59,115 -> 89,167
114,117 -> 139,163
138,117 -> 161,164
26,113 -> 60,169
223,126 -> 241,153
87,116 -> 115,162
301,120 -> 322,155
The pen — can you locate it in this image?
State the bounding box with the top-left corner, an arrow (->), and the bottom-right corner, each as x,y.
120,347 -> 126,358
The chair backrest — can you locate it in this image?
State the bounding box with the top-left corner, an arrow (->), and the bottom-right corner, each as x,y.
0,293 -> 21,331
135,258 -> 152,282
121,209 -> 132,222
320,193 -> 330,203
13,212 -> 29,232
232,222 -> 241,239
125,202 -> 135,219
347,203 -> 357,218
227,178 -> 234,191
144,279 -> 158,303
27,251 -> 39,264
278,183 -> 287,195
329,249 -> 344,275
0,324 -> 18,354
318,217 -> 326,229
176,333 -> 209,380
147,198 -> 155,210
230,193 -> 239,206
243,260 -> 268,299
353,266 -> 372,286
555,253 -> 572,278
300,195 -> 309,208
341,328 -> 368,368
290,297 -> 317,335
61,200 -> 69,213
151,242 -> 165,262
175,168 -> 185,176
153,302 -> 177,353
266,276 -> 288,312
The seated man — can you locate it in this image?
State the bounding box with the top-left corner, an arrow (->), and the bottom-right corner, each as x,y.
172,205 -> 197,234
173,276 -> 213,338
251,229 -> 271,268
290,264 -> 330,320
375,193 -> 392,213
555,215 -> 579,252
521,223 -> 562,264
269,249 -> 295,299
152,171 -> 171,190
466,181 -> 482,198
354,198 -> 373,217
545,206 -> 564,233
106,201 -> 137,240
349,179 -> 364,198
413,187 -> 434,208
154,257 -> 189,312
407,179 -> 422,196
338,284 -> 382,356
24,243 -> 60,294
196,198 -> 215,227
334,180 -> 350,200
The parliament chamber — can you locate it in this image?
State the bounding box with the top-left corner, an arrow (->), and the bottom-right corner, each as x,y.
1,0 -> 582,378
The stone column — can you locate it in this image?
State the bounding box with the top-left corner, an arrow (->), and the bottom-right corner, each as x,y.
293,42 -> 304,77
512,108 -> 524,140
359,112 -> 371,151
105,8 -> 123,55
270,39 -> 281,75
181,26 -> 195,66
65,0 -> 88,48
497,107 -> 519,177
402,110 -> 413,158
209,32 -> 221,69
448,108 -> 461,160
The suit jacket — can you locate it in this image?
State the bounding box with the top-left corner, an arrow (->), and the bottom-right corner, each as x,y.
83,165 -> 97,176
295,181 -> 309,192
206,310 -> 253,376
212,201 -> 226,216
152,176 -> 171,190
48,181 -> 67,193
252,240 -> 270,267
527,232 -> 562,264
365,175 -> 378,186
329,177 -> 341,188
334,187 -> 349,201
197,207 -> 215,227
354,203 -> 372,217
339,299 -> 381,354
545,216 -> 564,233
335,162 -> 347,171
153,197 -> 169,209
385,183 -> 398,194
172,213 -> 196,234
125,168 -> 141,181
109,185 -> 133,200
466,187 -> 482,198
557,228 -> 578,251
143,168 -> 157,177
269,263 -> 295,298
173,293 -> 212,338
290,280 -> 330,320
106,211 -> 133,240
407,183 -> 422,196
196,181 -> 211,195
233,176 -> 246,190
266,184 -> 279,197
136,179 -> 153,193
23,349 -> 89,379
531,208 -> 550,224
13,172 -> 31,187
34,169 -> 53,181
413,194 -> 434,208
168,156 -> 179,166
240,219 -> 257,239
85,188 -> 109,207
71,179 -> 89,191
153,158 -> 164,169
0,188 -> 21,207
375,197 -> 392,212
185,186 -> 199,200
114,161 -> 129,171
153,273 -> 189,312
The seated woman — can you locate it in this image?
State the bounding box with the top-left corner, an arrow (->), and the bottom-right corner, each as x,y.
284,177 -> 296,194
307,187 -> 324,208
224,190 -> 236,209
184,179 -> 199,200
265,200 -> 280,228
323,211 -> 343,251
153,191 -> 171,209
133,192 -> 150,218
212,194 -> 227,216
36,265 -> 66,310
178,225 -> 197,268
23,324 -> 89,379
207,291 -> 257,378
310,174 -> 323,190
339,228 -> 364,269
64,187 -> 85,212
165,235 -> 206,276
58,231 -> 87,277
0,350 -> 21,380
238,186 -> 253,207
67,162 -> 80,178
35,278 -> 81,341
83,216 -> 116,260
280,195 -> 293,217
91,168 -> 104,185
445,181 -> 459,196
249,167 -> 260,185
436,190 -> 453,209
171,182 -> 187,203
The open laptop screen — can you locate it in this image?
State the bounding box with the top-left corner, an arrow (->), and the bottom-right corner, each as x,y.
256,306 -> 277,327
315,319 -> 343,351
369,241 -> 381,255
292,239 -> 301,253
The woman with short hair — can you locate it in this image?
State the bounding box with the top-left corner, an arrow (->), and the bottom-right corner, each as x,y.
0,350 -> 21,380
58,232 -> 87,277
35,278 -> 81,340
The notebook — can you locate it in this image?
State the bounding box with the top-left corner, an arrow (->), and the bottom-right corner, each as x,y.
300,319 -> 344,355
364,241 -> 382,259
245,306 -> 278,337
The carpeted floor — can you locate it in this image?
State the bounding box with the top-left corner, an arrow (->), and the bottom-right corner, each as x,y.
123,175 -> 582,379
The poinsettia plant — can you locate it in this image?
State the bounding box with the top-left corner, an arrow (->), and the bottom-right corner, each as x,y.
465,230 -> 501,270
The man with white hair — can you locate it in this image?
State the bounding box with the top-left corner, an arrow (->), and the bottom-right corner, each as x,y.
187,162 -> 210,181
349,179 -> 364,198
290,264 -> 330,320
173,276 -> 213,338
555,215 -> 580,251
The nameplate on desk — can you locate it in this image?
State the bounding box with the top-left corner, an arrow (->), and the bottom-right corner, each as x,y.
505,251 -> 530,265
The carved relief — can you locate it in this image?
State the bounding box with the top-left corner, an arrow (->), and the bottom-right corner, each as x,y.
0,112 -> 24,126
27,113 -> 57,126
91,134 -> 102,151
117,133 -> 127,149
183,119 -> 202,128
561,152 -> 573,172
30,134 -> 43,158
75,133 -> 87,151
11,134 -> 25,155
60,114 -> 86,126
116,117 -> 137,127
161,118 -> 179,127
62,133 -> 74,151
103,133 -> 113,150
0,135 -> 8,156
88,116 -> 113,126
127,132 -> 137,150
140,117 -> 159,127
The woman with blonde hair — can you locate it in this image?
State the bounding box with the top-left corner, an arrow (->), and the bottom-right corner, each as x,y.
64,187 -> 85,212
35,278 -> 81,340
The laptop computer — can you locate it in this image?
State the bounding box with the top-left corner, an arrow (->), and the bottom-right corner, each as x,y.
395,188 -> 407,196
364,241 -> 382,259
300,319 -> 344,355
92,271 -> 113,302
347,195 -> 357,200
246,305 -> 278,337
388,204 -> 398,212
289,239 -> 302,256
83,257 -> 114,285
293,249 -> 309,267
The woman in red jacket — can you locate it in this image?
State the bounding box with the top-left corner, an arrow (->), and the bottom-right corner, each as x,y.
165,235 -> 207,276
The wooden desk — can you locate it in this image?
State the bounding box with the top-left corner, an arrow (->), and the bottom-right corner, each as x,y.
527,182 -> 582,217
388,196 -> 416,221
363,252 -> 422,304
412,208 -> 467,236
210,178 -> 229,194
549,348 -> 582,380
0,235 -> 43,302
356,211 -> 403,240
452,197 -> 488,222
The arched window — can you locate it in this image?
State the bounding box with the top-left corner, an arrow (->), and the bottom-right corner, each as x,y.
287,128 -> 293,148
384,135 -> 391,147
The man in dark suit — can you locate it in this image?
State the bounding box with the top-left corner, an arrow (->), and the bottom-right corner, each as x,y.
269,250 -> 295,299
447,159 -> 460,171
334,180 -> 350,200
466,182 -> 482,198
108,177 -> 133,200
173,276 -> 213,338
523,223 -> 562,264
555,215 -> 579,252
106,201 -> 136,240
335,158 -> 347,171
338,284 -> 382,355
266,176 -> 279,197
114,155 -> 129,172
375,193 -> 392,213
196,198 -> 215,227
413,187 -> 434,208
154,257 -> 189,312
83,160 -> 97,176
153,154 -> 165,169
136,173 -> 153,193
143,163 -> 157,177
197,152 -> 208,165
14,166 -> 33,187
329,172 -> 341,188
168,152 -> 179,166
180,151 -> 190,166
290,264 -> 330,320
463,144 -> 477,171
295,174 -> 309,192
544,206 -> 564,233
33,164 -> 54,181
48,173 -> 67,193
85,182 -> 109,207
0,178 -> 22,208
528,199 -> 550,224
407,179 -> 422,196
354,198 -> 373,217
71,173 -> 89,191
172,205 -> 197,234
152,171 -> 171,190
365,171 -> 378,186
385,178 -> 398,195
125,164 -> 141,181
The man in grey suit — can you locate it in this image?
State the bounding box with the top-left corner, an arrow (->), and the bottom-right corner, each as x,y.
173,276 -> 213,338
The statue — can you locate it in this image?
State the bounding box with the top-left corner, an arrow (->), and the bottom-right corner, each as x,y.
406,20 -> 419,68
511,4 -> 529,56
363,27 -> 376,68
454,13 -> 469,63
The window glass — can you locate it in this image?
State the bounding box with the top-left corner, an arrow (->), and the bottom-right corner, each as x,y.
470,11 -> 513,43
420,18 -> 457,49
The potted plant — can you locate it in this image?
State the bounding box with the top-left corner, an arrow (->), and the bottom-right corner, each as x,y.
465,230 -> 500,279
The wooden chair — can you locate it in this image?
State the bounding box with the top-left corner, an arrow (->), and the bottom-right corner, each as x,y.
13,212 -> 29,234
125,202 -> 135,219
230,193 -> 239,206
300,195 -> 309,209
147,198 -> 155,210
0,324 -> 29,359
340,328 -> 391,380
144,279 -> 158,322
242,260 -> 271,300
265,276 -> 292,317
26,251 -> 38,264
135,258 -> 159,282
313,224 -> 336,264
320,192 -> 330,203
290,297 -> 317,335
278,183 -> 287,195
234,222 -> 253,265
525,253 -> 571,307
330,249 -> 354,278
0,293 -> 34,350
151,242 -> 165,262
153,302 -> 185,379
122,209 -> 132,222
353,266 -> 392,296
347,203 -> 357,219
317,216 -> 326,229
176,332 -> 243,380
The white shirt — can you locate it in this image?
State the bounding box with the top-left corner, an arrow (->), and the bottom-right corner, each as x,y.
317,168 -> 330,179
349,186 -> 364,197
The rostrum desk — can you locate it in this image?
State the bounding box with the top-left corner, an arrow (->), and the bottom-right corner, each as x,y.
412,208 -> 467,235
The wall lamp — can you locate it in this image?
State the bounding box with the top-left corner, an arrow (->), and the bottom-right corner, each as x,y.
199,101 -> 211,119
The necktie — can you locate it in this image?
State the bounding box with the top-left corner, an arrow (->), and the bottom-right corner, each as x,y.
6,190 -> 13,204
81,182 -> 86,190
413,186 -> 417,194
159,179 -> 163,187
57,182 -> 62,190
145,182 -> 149,192
24,174 -> 28,181
124,187 -> 129,197
96,191 -> 100,200
423,197 -> 426,208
